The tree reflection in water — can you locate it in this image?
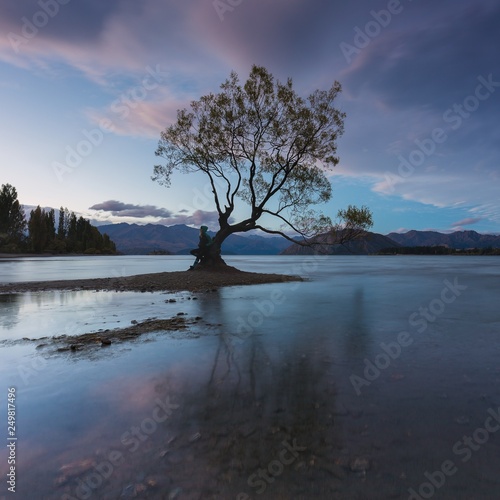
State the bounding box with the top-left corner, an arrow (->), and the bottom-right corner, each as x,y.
149,318 -> 343,498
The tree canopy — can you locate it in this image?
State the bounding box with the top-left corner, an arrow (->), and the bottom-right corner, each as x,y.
27,206 -> 116,254
153,65 -> 372,265
0,183 -> 116,255
0,183 -> 26,252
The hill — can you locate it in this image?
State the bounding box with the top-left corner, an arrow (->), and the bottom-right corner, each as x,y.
97,223 -> 291,255
387,230 -> 500,249
280,231 -> 401,255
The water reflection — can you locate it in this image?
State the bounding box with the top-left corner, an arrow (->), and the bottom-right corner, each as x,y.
60,335 -> 339,498
343,287 -> 371,358
1,257 -> 500,499
0,293 -> 21,329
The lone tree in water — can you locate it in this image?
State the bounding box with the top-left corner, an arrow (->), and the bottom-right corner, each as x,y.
153,65 -> 372,268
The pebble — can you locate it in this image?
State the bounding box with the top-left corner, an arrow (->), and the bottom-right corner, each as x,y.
145,476 -> 159,488
134,483 -> 147,494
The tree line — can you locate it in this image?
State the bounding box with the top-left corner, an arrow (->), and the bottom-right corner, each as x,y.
0,183 -> 116,254
378,245 -> 500,256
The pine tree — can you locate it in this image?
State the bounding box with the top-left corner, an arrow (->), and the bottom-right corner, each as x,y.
0,183 -> 26,251
28,206 -> 48,253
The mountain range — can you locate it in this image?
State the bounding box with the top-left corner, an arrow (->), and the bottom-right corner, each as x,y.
387,230 -> 500,249
97,223 -> 500,255
97,223 -> 291,255
280,231 -> 400,255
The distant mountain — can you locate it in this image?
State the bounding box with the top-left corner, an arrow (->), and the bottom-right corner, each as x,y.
93,225 -> 500,256
280,231 -> 401,255
387,230 -> 500,249
97,223 -> 291,255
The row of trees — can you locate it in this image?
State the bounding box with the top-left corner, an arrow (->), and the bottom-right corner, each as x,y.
378,246 -> 500,255
0,184 -> 116,254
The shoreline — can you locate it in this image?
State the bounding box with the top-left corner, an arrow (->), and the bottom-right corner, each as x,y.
0,267 -> 303,294
0,253 -> 117,259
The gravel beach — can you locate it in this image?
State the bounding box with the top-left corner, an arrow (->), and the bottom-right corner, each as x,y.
0,266 -> 302,294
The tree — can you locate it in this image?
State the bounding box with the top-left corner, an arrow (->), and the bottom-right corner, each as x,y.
153,65 -> 372,268
28,206 -> 48,253
57,207 -> 66,240
0,183 -> 26,251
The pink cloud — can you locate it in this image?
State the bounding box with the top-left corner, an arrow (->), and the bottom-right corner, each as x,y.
451,217 -> 482,227
86,87 -> 184,138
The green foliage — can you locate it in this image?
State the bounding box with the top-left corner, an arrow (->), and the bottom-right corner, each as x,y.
333,205 -> 373,243
0,184 -> 116,255
0,184 -> 26,252
153,65 -> 371,247
28,206 -> 48,253
27,206 -> 116,254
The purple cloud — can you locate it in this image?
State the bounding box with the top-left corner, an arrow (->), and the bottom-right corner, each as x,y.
451,217 -> 482,227
89,200 -> 172,218
158,209 -> 231,228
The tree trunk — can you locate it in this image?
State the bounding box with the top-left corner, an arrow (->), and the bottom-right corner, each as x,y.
193,235 -> 228,270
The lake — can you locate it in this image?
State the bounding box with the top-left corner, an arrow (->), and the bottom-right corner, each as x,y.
0,255 -> 499,499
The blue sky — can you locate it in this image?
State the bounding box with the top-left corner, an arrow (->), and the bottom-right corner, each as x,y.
0,0 -> 499,235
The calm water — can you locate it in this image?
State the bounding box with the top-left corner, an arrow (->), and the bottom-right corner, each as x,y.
0,255 -> 499,499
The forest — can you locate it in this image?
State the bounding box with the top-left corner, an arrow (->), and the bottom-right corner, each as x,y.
377,245 -> 500,256
0,183 -> 116,255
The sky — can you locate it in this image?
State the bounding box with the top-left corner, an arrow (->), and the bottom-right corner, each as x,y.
0,0 -> 499,235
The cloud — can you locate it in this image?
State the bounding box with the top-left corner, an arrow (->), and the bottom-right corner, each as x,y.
158,210 -> 232,227
0,0 -> 226,86
2,0 -> 499,233
89,200 -> 172,218
342,2 -> 500,111
88,202 -> 228,228
451,217 -> 482,227
85,86 -> 184,138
